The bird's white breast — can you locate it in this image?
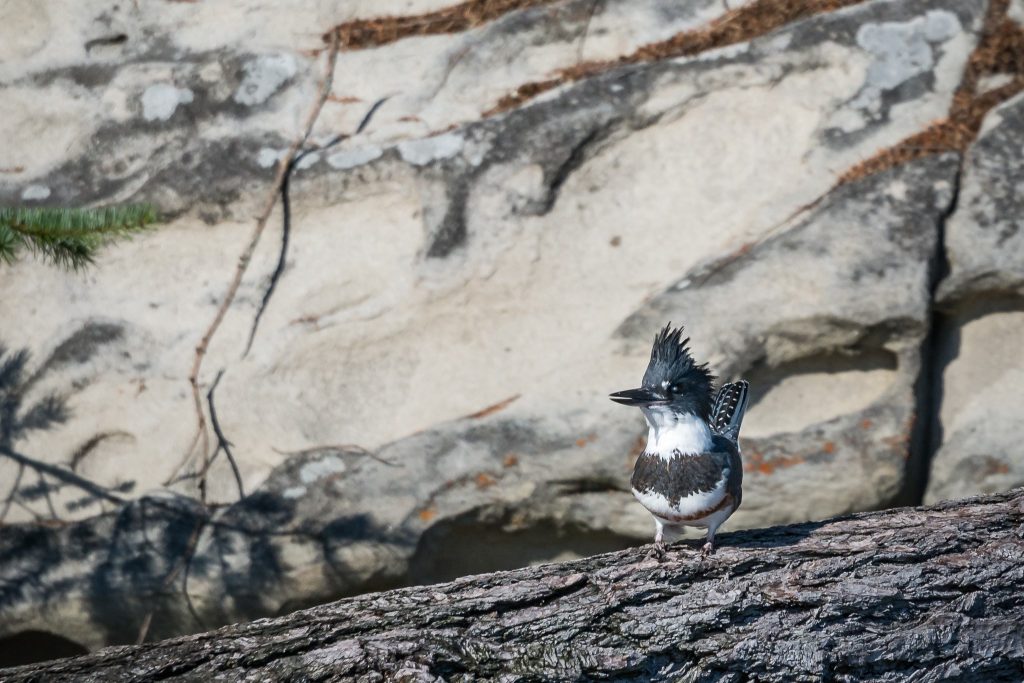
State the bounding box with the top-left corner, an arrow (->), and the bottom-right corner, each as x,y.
640,408 -> 714,459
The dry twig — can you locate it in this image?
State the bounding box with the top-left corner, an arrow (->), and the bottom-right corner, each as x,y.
182,34 -> 342,496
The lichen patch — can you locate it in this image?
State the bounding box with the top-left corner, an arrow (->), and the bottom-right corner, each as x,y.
837,0 -> 1024,185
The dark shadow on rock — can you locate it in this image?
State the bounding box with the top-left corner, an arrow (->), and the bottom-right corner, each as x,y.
0,630 -> 87,668
720,518 -> 830,552
744,348 -> 898,414
407,508 -> 640,586
87,495 -> 207,645
903,309 -> 954,506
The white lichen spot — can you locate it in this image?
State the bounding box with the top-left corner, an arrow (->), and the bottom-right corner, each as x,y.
766,32 -> 793,53
198,61 -> 224,83
282,486 -> 307,499
298,455 -> 346,485
326,145 -> 384,170
141,84 -> 194,121
295,151 -> 320,171
830,108 -> 867,134
886,179 -> 908,202
398,131 -> 464,166
852,10 -> 961,112
257,147 -> 283,168
234,53 -> 298,106
21,185 -> 51,200
462,136 -> 491,167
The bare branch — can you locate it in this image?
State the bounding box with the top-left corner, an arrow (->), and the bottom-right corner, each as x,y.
201,370 -> 245,499
242,95 -> 392,357
184,34 -> 342,492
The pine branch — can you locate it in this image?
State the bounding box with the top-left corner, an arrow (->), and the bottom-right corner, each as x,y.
0,205 -> 158,269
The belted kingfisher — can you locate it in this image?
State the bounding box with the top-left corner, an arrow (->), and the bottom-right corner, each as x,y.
611,324 -> 749,557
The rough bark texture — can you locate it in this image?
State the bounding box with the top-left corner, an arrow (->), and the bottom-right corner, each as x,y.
5,489 -> 1023,682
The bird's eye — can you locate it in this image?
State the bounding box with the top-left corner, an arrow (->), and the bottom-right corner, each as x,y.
671,383 -> 683,393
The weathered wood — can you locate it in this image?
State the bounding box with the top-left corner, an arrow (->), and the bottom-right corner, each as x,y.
5,489 -> 1024,682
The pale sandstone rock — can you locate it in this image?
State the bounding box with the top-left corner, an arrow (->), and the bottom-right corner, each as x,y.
926,92 -> 1024,503
925,305 -> 1024,503
939,92 -> 1024,302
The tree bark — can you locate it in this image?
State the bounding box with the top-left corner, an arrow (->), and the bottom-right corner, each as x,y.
5,489 -> 1024,682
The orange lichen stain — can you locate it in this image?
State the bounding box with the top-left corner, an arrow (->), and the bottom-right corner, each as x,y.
860,418 -> 874,430
744,450 -> 805,475
418,507 -> 437,522
327,94 -> 363,104
466,394 -> 520,419
475,473 -> 497,488
822,441 -> 836,454
575,433 -> 598,448
982,457 -> 1011,475
503,453 -> 519,468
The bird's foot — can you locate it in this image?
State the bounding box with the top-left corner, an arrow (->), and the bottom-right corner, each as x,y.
647,540 -> 668,561
700,540 -> 716,559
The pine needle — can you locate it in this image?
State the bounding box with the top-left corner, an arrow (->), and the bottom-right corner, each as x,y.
0,205 -> 159,270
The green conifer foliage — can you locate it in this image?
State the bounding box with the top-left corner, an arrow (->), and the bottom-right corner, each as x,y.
0,205 -> 158,269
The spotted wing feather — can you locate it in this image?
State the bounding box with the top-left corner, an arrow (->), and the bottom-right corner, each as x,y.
711,380 -> 749,443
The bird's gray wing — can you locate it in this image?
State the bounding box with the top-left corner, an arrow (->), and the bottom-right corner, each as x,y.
711,434 -> 743,512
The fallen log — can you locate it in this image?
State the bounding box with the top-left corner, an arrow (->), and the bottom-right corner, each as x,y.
5,489 -> 1024,682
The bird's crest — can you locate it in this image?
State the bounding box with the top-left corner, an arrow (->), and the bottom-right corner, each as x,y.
642,323 -> 714,392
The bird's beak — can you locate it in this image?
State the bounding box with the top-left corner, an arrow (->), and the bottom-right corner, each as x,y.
609,387 -> 668,407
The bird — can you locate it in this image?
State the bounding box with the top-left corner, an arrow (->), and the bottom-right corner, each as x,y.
610,323 -> 749,558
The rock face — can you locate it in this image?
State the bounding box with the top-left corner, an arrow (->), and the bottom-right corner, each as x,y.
0,0 -> 1022,655
925,92 -> 1024,504
939,92 -> 1024,303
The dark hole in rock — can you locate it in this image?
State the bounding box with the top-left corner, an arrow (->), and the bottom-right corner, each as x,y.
745,349 -> 898,407
0,630 -> 88,668
408,516 -> 639,586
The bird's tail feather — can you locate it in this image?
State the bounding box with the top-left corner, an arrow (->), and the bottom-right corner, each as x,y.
711,380 -> 749,442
